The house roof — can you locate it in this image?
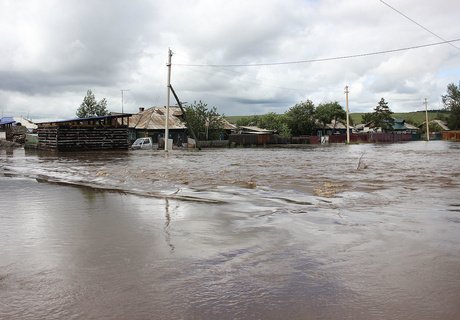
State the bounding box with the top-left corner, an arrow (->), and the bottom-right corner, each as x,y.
238,126 -> 274,134
362,118 -> 418,131
316,119 -> 353,129
0,116 -> 15,126
129,107 -> 186,130
418,119 -> 450,131
392,119 -> 418,131
13,116 -> 37,130
221,118 -> 237,130
37,114 -> 131,127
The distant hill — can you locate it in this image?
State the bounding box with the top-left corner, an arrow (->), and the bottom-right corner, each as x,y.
350,111 -> 449,125
226,111 -> 449,126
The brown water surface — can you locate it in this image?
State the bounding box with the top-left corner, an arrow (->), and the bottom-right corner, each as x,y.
1,141 -> 459,319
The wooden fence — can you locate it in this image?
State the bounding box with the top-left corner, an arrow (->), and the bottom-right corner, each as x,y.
442,131 -> 460,141
328,133 -> 420,143
229,134 -> 289,146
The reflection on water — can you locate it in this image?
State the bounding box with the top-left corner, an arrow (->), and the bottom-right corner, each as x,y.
1,141 -> 460,319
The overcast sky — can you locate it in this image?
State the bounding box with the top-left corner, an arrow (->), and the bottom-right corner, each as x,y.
1,0 -> 459,121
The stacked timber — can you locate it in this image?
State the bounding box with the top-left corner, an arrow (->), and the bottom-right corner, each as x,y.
37,128 -> 58,149
38,127 -> 129,151
37,114 -> 132,151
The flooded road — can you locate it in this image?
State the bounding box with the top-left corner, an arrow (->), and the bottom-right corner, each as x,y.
1,141 -> 460,319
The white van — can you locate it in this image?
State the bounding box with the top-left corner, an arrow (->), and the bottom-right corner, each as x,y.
131,137 -> 154,150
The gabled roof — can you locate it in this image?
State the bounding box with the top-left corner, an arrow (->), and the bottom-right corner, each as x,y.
392,119 -> 418,131
13,116 -> 37,130
392,119 -> 407,130
238,126 -> 274,134
129,107 -> 186,130
221,118 -> 237,130
419,119 -> 450,131
320,119 -> 353,129
315,119 -> 353,130
363,118 -> 418,131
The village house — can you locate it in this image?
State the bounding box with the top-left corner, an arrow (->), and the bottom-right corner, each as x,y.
125,106 -> 237,147
126,106 -> 187,146
315,120 -> 353,136
354,118 -> 419,134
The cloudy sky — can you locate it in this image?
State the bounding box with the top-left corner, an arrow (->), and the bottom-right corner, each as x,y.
1,0 -> 459,121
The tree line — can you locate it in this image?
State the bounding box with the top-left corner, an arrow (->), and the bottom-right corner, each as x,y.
75,81 -> 460,138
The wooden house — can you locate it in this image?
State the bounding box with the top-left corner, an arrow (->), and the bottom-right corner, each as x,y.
127,107 -> 187,145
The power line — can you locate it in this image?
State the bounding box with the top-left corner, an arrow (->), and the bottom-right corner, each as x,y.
175,38 -> 460,68
379,0 -> 460,51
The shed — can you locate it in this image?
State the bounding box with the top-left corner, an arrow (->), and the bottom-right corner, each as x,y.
0,117 -> 17,140
37,114 -> 131,151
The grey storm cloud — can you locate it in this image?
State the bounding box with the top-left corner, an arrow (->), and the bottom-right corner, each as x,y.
1,0 -> 459,120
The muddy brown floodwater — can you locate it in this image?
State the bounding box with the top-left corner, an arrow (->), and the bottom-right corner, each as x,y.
1,141 -> 460,319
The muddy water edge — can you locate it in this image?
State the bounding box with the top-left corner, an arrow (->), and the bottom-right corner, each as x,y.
1,141 -> 460,320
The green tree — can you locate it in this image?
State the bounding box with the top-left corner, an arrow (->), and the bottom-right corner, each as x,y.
236,115 -> 261,127
237,113 -> 291,138
184,100 -> 225,140
372,98 -> 394,131
259,113 -> 291,138
361,112 -> 374,124
76,89 -> 109,118
284,100 -> 316,136
315,101 -> 346,133
442,82 -> 460,129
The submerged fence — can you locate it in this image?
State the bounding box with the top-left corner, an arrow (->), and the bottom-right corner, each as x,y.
442,131 -> 460,141
228,132 -> 421,146
327,133 -> 420,144
229,134 -> 289,146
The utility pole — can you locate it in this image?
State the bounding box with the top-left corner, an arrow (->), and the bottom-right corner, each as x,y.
425,98 -> 430,141
165,48 -> 173,151
121,89 -> 130,113
345,85 -> 350,144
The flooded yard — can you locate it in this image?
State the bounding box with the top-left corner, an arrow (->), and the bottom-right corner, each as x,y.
1,141 -> 460,319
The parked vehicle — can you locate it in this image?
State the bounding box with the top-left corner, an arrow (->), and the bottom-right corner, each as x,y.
131,137 -> 155,150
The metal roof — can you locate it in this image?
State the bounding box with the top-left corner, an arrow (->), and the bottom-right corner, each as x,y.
129,107 -> 187,130
239,126 -> 274,133
13,116 -> 37,130
37,114 -> 132,125
222,118 -> 237,130
419,119 -> 450,131
0,117 -> 15,126
323,120 -> 353,129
